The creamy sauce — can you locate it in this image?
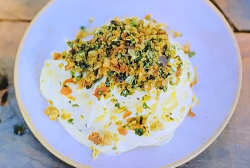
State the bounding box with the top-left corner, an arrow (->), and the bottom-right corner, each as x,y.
40,37 -> 197,155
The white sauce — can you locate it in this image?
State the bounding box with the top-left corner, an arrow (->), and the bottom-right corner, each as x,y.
40,37 -> 197,155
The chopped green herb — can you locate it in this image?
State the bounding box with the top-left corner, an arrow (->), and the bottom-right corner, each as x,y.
117,53 -> 122,58
98,30 -> 103,35
80,26 -> 86,31
115,103 -> 120,108
137,98 -> 140,100
188,51 -> 195,58
60,81 -> 61,86
89,17 -> 94,23
135,128 -> 143,136
131,38 -> 136,44
120,88 -> 131,97
85,124 -> 87,127
112,147 -> 117,150
70,70 -> 75,77
131,20 -> 135,27
79,129 -> 82,132
95,44 -> 100,50
125,76 -> 134,84
68,119 -> 74,124
142,102 -> 150,109
148,50 -> 155,58
171,45 -> 176,50
76,76 -> 81,81
86,85 -> 92,89
14,125 -> 26,135
72,104 -> 79,107
69,101 -> 71,104
97,97 -> 101,101
139,116 -> 143,124
136,112 -> 139,116
92,77 -> 103,85
169,81 -> 174,85
163,87 -> 167,92
67,41 -> 73,48
80,115 -> 84,119
105,78 -> 110,87
98,91 -> 103,95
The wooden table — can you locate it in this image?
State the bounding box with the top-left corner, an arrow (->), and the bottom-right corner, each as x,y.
0,0 -> 249,167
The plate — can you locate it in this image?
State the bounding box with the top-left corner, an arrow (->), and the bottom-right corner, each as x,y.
14,0 -> 241,167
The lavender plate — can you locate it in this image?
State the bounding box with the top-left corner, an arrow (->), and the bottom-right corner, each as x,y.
14,0 -> 241,167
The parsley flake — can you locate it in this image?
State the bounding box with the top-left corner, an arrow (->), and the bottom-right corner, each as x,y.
142,103 -> 150,109
67,41 -> 73,48
115,103 -> 120,108
70,70 -> 75,77
68,119 -> 74,124
135,128 -> 143,136
80,26 -> 86,31
131,20 -> 135,27
188,51 -> 195,58
72,104 -> 79,107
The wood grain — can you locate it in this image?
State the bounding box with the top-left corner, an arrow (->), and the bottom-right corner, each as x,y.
0,0 -> 50,21
0,22 -> 29,85
213,0 -> 250,30
235,33 -> 250,58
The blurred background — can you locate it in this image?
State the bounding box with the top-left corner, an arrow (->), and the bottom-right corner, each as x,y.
0,0 -> 249,167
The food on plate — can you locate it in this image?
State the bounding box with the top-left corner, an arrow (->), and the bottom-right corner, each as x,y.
40,15 -> 198,158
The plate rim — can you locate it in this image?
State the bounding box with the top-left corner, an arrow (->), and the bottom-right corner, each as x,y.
14,0 -> 242,167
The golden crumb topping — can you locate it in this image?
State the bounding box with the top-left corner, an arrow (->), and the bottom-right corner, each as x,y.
56,17 -> 184,98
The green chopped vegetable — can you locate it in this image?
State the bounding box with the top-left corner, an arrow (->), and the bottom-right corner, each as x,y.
115,103 -> 120,108
163,87 -> 167,92
89,17 -> 94,23
76,76 -> 81,81
70,70 -> 75,77
142,102 -> 150,109
120,88 -> 131,97
80,26 -> 86,31
135,128 -> 143,136
68,119 -> 74,124
125,76 -> 134,84
72,104 -> 79,107
67,41 -> 73,48
95,44 -> 100,50
112,147 -> 117,150
188,51 -> 195,58
131,20 -> 135,27
86,85 -> 92,89
108,70 -> 115,76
